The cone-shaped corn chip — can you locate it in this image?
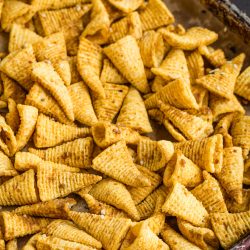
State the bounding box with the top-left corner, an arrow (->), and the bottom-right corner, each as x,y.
161,223 -> 201,250
231,116 -> 250,159
151,49 -> 190,84
128,165 -> 162,205
235,66 -> 250,101
8,24 -> 42,53
31,0 -> 87,11
68,56 -> 81,84
93,83 -> 128,123
37,164 -> 101,201
191,85 -> 208,108
22,233 -> 41,250
199,45 -> 226,67
104,36 -> 150,94
0,169 -> 38,206
29,137 -> 93,168
5,99 -> 20,134
77,36 -> 105,99
145,79 -> 199,110
226,189 -> 250,213
45,219 -> 102,249
83,0 -> 110,44
138,30 -> 164,68
34,114 -> 90,148
210,94 -> 245,121
162,183 -> 209,227
38,160 -> 80,173
33,32 -> 71,86
13,198 -> 76,219
137,139 -> 174,171
211,211 -> 250,249
14,152 -> 80,172
92,122 -> 141,148
151,75 -> 168,93
0,116 -> 17,157
159,102 -> 213,140
163,151 -> 203,188
109,12 -> 142,43
67,82 -> 98,126
6,239 -> 17,250
0,73 -> 26,104
32,61 -> 74,121
34,4 -> 91,36
160,27 -> 218,50
196,53 -> 245,99
25,84 -> 73,125
108,0 -> 143,13
139,0 -> 174,31
89,178 -> 140,220
174,134 -> 223,173
0,45 -> 36,90
83,194 -> 129,218
69,211 -> 131,250
116,87 -> 152,133
100,59 -> 127,84
177,219 -> 219,250
36,235 -> 95,250
191,171 -> 228,213
1,1 -> 35,32
16,104 -> 38,151
92,141 -> 150,187
122,222 -> 170,250
216,147 -> 244,204
136,185 -> 167,220
1,212 -> 50,241
0,151 -> 18,177
75,184 -> 94,197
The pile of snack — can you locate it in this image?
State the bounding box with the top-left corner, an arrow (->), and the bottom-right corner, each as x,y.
0,0 -> 249,249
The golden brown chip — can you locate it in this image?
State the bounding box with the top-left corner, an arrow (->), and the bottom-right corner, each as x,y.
174,134 -> 223,173
15,104 -> 38,151
191,85 -> 209,108
8,24 -> 42,52
144,79 -> 199,110
77,36 -> 105,99
89,178 -> 140,220
69,211 -> 131,250
5,99 -> 20,134
92,140 -> 150,187
104,35 -> 150,94
100,59 -> 128,84
33,114 -> 90,148
234,65 -> 250,101
45,219 -> 102,249
32,61 -> 74,121
108,0 -> 143,13
210,211 -> 250,249
139,0 -> 174,31
1,211 -> 50,241
109,12 -> 142,43
177,219 -> 220,250
160,26 -> 218,50
0,44 -> 36,90
0,151 -> 18,177
82,0 -> 110,44
25,83 -> 73,125
93,83 -> 128,123
161,223 -> 201,250
151,75 -> 167,93
128,165 -> 162,205
13,198 -> 76,219
22,233 -> 41,250
136,139 -> 174,171
0,169 -> 39,206
216,147 -> 244,204
37,164 -> 102,201
5,239 -> 17,250
163,151 -> 203,188
151,49 -> 190,84
162,183 -> 209,227
29,137 -> 93,168
191,171 -> 228,213
116,87 -> 152,133
68,56 -> 82,84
